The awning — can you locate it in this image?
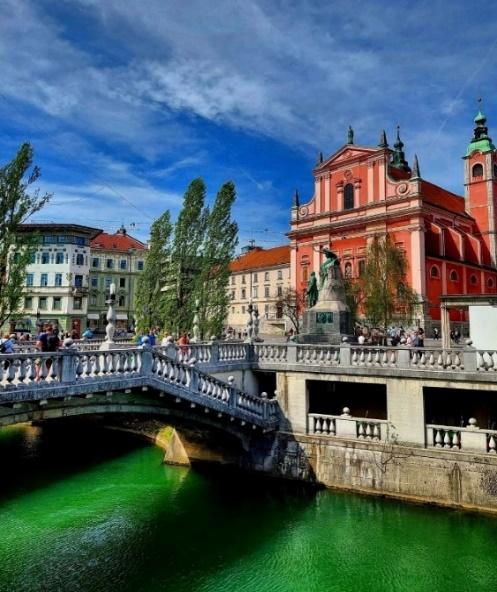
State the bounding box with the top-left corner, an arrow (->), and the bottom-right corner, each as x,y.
116,314 -> 128,320
87,313 -> 99,320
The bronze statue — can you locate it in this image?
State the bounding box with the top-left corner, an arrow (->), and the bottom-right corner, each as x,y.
306,271 -> 318,308
319,248 -> 339,289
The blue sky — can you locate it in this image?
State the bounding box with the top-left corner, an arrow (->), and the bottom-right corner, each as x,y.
1,1 -> 497,248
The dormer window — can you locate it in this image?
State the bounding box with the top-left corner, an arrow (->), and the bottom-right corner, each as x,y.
472,163 -> 484,178
344,183 -> 354,210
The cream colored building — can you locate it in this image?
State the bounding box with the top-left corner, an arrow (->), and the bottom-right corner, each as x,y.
226,245 -> 291,336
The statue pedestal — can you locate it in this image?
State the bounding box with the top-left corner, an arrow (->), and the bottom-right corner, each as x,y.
299,267 -> 352,344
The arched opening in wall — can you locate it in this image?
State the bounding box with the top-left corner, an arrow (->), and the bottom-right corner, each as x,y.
308,380 -> 387,420
430,265 -> 440,278
488,278 -> 495,289
302,266 -> 309,283
449,270 -> 459,282
424,387 -> 497,431
344,262 -> 352,278
344,183 -> 354,210
472,163 -> 484,179
470,274 -> 478,285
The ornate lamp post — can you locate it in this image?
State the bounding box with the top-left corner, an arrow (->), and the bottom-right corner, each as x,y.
100,282 -> 117,350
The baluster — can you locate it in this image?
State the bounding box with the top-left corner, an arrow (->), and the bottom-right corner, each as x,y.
437,353 -> 444,368
315,417 -> 322,434
488,435 -> 497,453
6,359 -> 16,383
492,352 -> 497,371
358,422 -> 365,439
333,350 -> 340,364
381,351 -> 388,365
360,350 -> 366,365
17,359 -> 27,384
443,431 -> 451,449
428,352 -> 435,368
365,423 -> 372,440
454,352 -> 462,369
445,352 -> 452,369
330,419 -> 336,435
352,350 -> 358,365
452,431 -> 460,450
435,429 -> 443,447
390,351 -> 396,366
419,352 -> 426,366
40,358 -> 49,381
27,357 -> 36,382
373,424 -> 380,441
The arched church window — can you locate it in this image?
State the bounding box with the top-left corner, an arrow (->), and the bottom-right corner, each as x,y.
344,183 -> 354,210
488,278 -> 495,288
472,163 -> 484,178
302,265 -> 309,282
430,265 -> 440,278
344,262 -> 352,278
449,270 -> 459,282
470,274 -> 478,285
358,260 -> 366,276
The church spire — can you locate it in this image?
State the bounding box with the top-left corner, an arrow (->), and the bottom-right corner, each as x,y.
411,154 -> 421,179
391,126 -> 410,172
467,99 -> 495,156
378,129 -> 388,148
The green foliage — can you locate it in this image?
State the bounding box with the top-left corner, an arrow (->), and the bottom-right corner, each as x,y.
0,143 -> 51,327
343,277 -> 362,325
276,287 -> 305,333
361,233 -> 418,328
134,211 -> 173,333
162,178 -> 208,334
197,181 -> 238,338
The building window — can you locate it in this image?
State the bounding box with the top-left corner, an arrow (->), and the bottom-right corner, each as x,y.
277,286 -> 283,297
277,270 -> 283,280
253,273 -> 258,283
120,259 -> 127,270
26,273 -> 34,287
91,277 -> 98,287
265,286 -> 269,298
302,266 -> 309,283
55,273 -> 62,287
24,296 -> 32,309
470,274 -> 478,285
137,260 -> 144,271
472,163 -> 484,178
119,277 -> 126,288
264,272 -> 269,281
74,275 -> 83,288
28,252 -> 36,264
90,295 -> 97,306
92,258 -> 100,268
231,290 -> 235,300
118,295 -> 125,306
76,253 -> 84,266
264,304 -> 269,315
344,262 -> 352,278
39,297 -> 47,310
344,183 -> 354,210
231,276 -> 235,285
241,288 -> 246,299
41,273 -> 48,287
242,306 -> 245,314
358,260 -> 366,276
252,286 -> 258,299
449,270 -> 459,282
106,259 -> 113,269
430,265 -> 440,278
41,252 -> 49,264
53,297 -> 62,311
242,275 -> 246,284
276,304 -> 283,318
488,278 -> 495,288
55,252 -> 63,264
73,297 -> 82,310
105,277 -> 112,289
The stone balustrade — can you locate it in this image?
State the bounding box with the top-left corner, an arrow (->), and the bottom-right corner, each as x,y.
426,421 -> 497,454
308,409 -> 389,442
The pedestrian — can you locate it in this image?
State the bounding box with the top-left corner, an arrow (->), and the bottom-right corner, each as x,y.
417,328 -> 425,347
0,333 -> 14,354
177,332 -> 190,355
82,327 -> 94,340
147,329 -> 156,347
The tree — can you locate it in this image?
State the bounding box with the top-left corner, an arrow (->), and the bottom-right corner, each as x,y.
197,181 -> 238,339
134,211 -> 173,333
276,288 -> 306,333
361,233 -> 418,329
163,178 -> 207,334
0,143 -> 51,328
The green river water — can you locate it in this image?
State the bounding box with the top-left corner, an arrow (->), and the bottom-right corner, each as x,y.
1,422 -> 497,592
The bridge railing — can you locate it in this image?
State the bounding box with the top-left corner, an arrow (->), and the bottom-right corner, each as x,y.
308,410 -> 390,442
426,422 -> 497,454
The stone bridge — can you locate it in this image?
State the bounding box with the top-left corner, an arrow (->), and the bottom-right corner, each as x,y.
0,346 -> 279,435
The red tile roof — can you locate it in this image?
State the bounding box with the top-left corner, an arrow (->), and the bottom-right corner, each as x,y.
421,181 -> 468,216
91,230 -> 146,252
229,245 -> 290,272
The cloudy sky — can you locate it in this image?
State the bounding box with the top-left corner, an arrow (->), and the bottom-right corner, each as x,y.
1,0 -> 497,247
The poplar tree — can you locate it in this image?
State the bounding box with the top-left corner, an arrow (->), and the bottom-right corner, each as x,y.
197,181 -> 238,338
163,178 -> 207,334
0,143 -> 51,328
134,211 -> 172,333
362,233 -> 418,329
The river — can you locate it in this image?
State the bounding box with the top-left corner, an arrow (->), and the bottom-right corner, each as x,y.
1,421 -> 497,592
